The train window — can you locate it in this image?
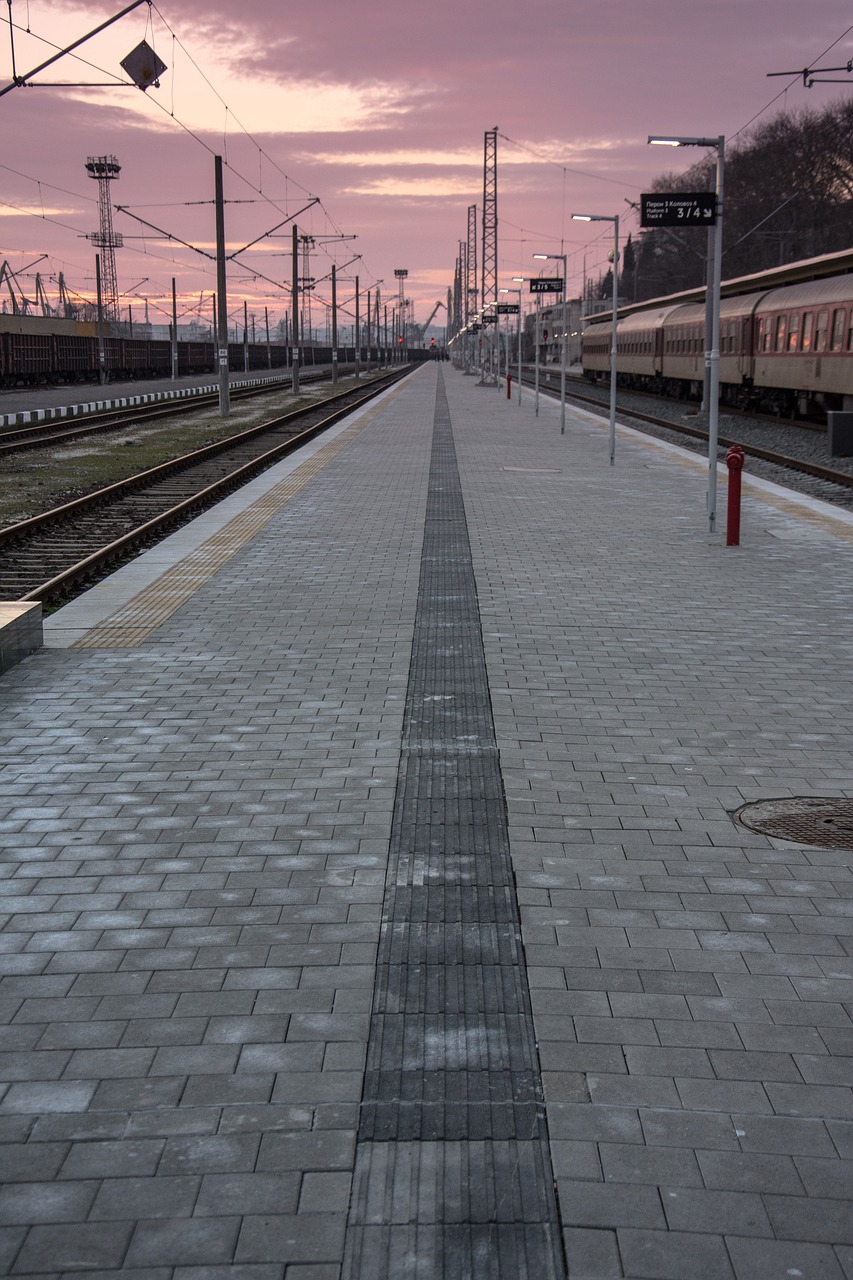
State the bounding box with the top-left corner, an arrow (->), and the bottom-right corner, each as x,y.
787,314 -> 799,352
815,309 -> 828,351
831,308 -> 845,352
758,317 -> 771,352
848,320 -> 853,352
775,315 -> 787,352
801,312 -> 813,352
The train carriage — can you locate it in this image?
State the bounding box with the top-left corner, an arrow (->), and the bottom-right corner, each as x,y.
581,248 -> 853,419
752,276 -> 853,415
659,292 -> 765,403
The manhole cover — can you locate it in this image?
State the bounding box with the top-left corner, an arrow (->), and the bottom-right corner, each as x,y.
734,797 -> 853,848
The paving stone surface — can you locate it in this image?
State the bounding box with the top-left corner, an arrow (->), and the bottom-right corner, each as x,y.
1,364 -> 853,1277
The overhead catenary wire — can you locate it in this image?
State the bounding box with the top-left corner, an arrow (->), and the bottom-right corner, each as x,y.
1,2 -> 384,313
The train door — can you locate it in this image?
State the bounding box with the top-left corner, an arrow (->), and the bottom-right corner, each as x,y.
654,324 -> 664,375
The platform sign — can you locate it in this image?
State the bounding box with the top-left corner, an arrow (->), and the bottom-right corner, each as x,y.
482,313 -> 498,324
470,323 -> 481,333
640,193 -> 716,226
496,303 -> 520,314
530,278 -> 564,294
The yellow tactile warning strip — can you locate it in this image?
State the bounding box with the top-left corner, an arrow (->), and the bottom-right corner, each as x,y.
740,475 -> 853,544
598,411 -> 853,546
72,377 -> 412,649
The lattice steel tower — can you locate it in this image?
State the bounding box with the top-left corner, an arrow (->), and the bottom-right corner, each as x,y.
481,129 -> 498,314
394,268 -> 408,351
85,155 -> 123,321
466,204 -> 478,322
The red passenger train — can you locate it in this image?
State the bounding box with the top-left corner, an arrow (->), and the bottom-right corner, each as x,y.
581,249 -> 853,419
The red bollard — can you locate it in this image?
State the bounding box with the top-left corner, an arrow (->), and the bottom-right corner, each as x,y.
507,374 -> 512,400
726,445 -> 745,546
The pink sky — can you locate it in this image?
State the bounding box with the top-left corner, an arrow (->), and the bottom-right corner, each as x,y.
1,0 -> 851,337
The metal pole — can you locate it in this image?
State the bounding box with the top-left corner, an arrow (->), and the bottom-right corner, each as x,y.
95,253 -> 105,385
291,223 -> 300,394
701,225 -> 713,413
534,297 -> 540,416
354,277 -> 360,378
708,138 -> 725,533
560,254 -> 567,435
366,289 -> 371,372
243,300 -> 249,372
214,155 -> 230,416
331,265 -> 338,384
264,305 -> 271,368
517,302 -> 522,405
609,217 -> 619,466
171,277 -> 178,381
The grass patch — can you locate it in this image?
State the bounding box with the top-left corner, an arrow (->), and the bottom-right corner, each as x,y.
0,379 -> 359,529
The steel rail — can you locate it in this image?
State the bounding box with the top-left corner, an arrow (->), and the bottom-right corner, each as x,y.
2,369 -> 410,602
528,375 -> 853,493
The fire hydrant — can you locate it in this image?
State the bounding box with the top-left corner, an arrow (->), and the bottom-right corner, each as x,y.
726,445 -> 745,546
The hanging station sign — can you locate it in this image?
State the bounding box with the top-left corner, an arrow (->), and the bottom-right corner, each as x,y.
640,193 -> 717,226
529,278 -> 564,294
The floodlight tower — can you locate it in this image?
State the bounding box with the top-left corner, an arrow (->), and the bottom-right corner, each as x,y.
85,155 -> 123,321
394,268 -> 408,359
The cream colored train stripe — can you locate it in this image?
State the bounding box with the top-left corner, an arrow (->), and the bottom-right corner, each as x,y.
73,380 -> 409,648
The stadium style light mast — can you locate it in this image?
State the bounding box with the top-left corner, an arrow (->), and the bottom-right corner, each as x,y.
649,134 -> 725,533
572,213 -> 619,465
533,252 -> 567,433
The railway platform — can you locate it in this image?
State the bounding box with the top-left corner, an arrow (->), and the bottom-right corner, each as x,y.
2,363 -> 853,1278
0,366 -> 316,428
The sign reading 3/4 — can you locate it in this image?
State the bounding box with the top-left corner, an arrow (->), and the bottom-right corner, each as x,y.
640,193 -> 717,227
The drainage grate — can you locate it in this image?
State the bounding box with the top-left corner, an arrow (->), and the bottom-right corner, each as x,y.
734,797 -> 853,849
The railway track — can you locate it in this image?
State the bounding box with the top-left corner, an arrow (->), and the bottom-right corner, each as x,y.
0,368 -> 409,604
527,372 -> 853,498
0,366 -> 347,455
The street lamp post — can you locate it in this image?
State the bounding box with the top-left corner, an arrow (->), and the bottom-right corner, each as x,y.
649,134 -> 725,533
533,253 -> 567,433
572,213 -> 619,465
501,285 -> 523,405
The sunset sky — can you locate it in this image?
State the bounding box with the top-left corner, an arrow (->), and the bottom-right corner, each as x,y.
1,0 -> 851,338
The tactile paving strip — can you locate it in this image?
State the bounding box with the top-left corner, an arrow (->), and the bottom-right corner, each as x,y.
342,371 -> 565,1278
